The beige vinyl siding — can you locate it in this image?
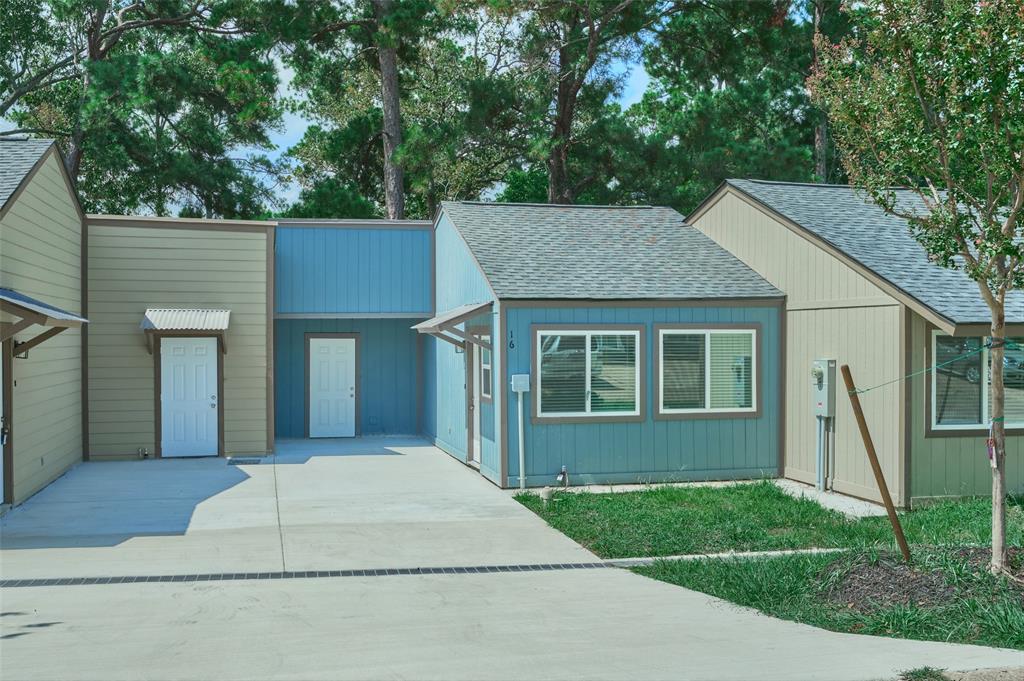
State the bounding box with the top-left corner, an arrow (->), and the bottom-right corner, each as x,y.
691,189 -> 905,504
87,224 -> 269,458
907,312 -> 1024,502
0,152 -> 83,502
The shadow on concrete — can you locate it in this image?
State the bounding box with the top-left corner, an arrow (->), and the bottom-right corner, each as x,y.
268,437 -> 419,465
0,460 -> 251,550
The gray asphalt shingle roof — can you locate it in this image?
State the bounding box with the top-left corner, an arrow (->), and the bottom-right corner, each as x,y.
0,138 -> 55,210
726,179 -> 1024,326
440,201 -> 781,300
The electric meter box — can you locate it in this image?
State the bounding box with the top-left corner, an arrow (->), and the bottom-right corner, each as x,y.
511,374 -> 531,393
811,359 -> 836,417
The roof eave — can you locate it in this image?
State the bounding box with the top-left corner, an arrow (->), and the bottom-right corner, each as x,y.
700,182 -> 962,335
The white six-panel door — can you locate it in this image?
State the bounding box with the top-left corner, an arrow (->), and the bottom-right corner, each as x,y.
161,337 -> 219,457
308,337 -> 356,438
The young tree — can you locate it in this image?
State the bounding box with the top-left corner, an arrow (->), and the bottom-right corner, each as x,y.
809,0 -> 1024,572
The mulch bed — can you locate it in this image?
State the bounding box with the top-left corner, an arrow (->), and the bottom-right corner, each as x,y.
823,548 -> 1023,613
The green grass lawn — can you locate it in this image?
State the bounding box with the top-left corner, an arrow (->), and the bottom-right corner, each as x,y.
636,549 -> 1024,650
516,481 -> 1024,649
515,480 -> 1023,558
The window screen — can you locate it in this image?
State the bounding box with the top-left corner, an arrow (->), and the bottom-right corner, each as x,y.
660,329 -> 756,414
931,334 -> 1024,429
661,333 -> 705,410
710,333 -> 754,410
480,336 -> 492,399
537,330 -> 639,417
933,336 -> 983,426
590,334 -> 637,413
539,334 -> 586,414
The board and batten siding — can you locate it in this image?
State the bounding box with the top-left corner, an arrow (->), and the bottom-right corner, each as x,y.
275,318 -> 420,437
690,189 -> 905,504
907,312 -> 1024,502
503,303 -> 781,486
423,213 -> 499,483
0,151 -> 83,502
86,224 -> 270,458
275,225 -> 432,315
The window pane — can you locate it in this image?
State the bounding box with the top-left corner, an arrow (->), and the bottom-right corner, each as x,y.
662,333 -> 705,410
539,334 -> 586,414
590,334 -> 636,413
934,335 -> 983,425
991,337 -> 1024,427
710,333 -> 754,409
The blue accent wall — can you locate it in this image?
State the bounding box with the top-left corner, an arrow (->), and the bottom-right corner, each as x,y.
504,304 -> 781,486
424,214 -> 499,482
275,318 -> 420,437
275,226 -> 432,315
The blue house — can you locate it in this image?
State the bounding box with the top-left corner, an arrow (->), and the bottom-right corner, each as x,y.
269,203 -> 782,489
416,202 -> 784,488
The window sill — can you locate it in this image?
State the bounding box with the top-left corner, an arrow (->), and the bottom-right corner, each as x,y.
654,410 -> 760,421
532,413 -> 645,425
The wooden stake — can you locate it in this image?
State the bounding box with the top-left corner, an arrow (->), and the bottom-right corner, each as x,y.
840,364 -> 912,563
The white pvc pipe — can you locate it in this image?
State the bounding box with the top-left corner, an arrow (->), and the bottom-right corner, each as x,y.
518,390 -> 526,489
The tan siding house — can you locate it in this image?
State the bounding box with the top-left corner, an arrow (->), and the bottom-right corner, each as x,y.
690,180 -> 1024,506
1,141 -> 86,504
85,218 -> 273,459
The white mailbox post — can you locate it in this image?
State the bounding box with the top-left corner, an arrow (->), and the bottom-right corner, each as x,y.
511,374 -> 531,489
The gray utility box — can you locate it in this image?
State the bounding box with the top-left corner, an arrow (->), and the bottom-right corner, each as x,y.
811,359 -> 837,417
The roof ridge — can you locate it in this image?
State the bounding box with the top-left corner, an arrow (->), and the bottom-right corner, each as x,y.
730,178 -> 917,191
452,201 -> 656,209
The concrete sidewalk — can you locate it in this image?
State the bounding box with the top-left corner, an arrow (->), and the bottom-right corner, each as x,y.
2,437 -> 1021,680
1,569 -> 1020,681
0,438 -> 594,579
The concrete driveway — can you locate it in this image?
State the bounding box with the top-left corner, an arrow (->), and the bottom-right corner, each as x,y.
1,438 -> 1021,680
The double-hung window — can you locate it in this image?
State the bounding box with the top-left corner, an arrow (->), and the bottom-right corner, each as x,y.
657,327 -> 757,416
479,335 -> 492,401
930,331 -> 1024,431
535,328 -> 642,419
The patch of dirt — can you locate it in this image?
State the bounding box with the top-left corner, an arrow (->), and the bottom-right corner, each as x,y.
826,555 -> 956,612
824,548 -> 1024,613
951,547 -> 1024,582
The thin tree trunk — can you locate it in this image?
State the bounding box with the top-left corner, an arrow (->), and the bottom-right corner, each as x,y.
547,45 -> 575,205
989,307 -> 1007,573
812,0 -> 828,182
372,0 -> 404,220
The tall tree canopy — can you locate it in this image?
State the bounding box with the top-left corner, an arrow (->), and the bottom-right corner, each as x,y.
618,0 -> 849,213
809,0 -> 1024,572
1,0 -> 284,217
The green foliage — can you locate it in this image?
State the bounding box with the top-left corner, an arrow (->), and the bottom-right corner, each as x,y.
3,0 -> 285,217
282,176 -> 376,219
808,0 -> 1024,297
286,6 -> 528,218
636,549 -> 1024,650
621,0 -> 850,213
515,481 -> 1024,558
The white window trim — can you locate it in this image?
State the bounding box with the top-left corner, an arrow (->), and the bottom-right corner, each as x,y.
535,328 -> 641,418
479,335 -> 492,400
929,330 -> 1023,431
658,328 -> 758,415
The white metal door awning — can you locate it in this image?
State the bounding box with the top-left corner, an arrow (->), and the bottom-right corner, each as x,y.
411,302 -> 492,350
0,287 -> 88,355
141,308 -> 231,354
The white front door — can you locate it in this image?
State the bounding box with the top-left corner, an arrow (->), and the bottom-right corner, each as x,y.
308,337 -> 356,438
161,337 -> 219,457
